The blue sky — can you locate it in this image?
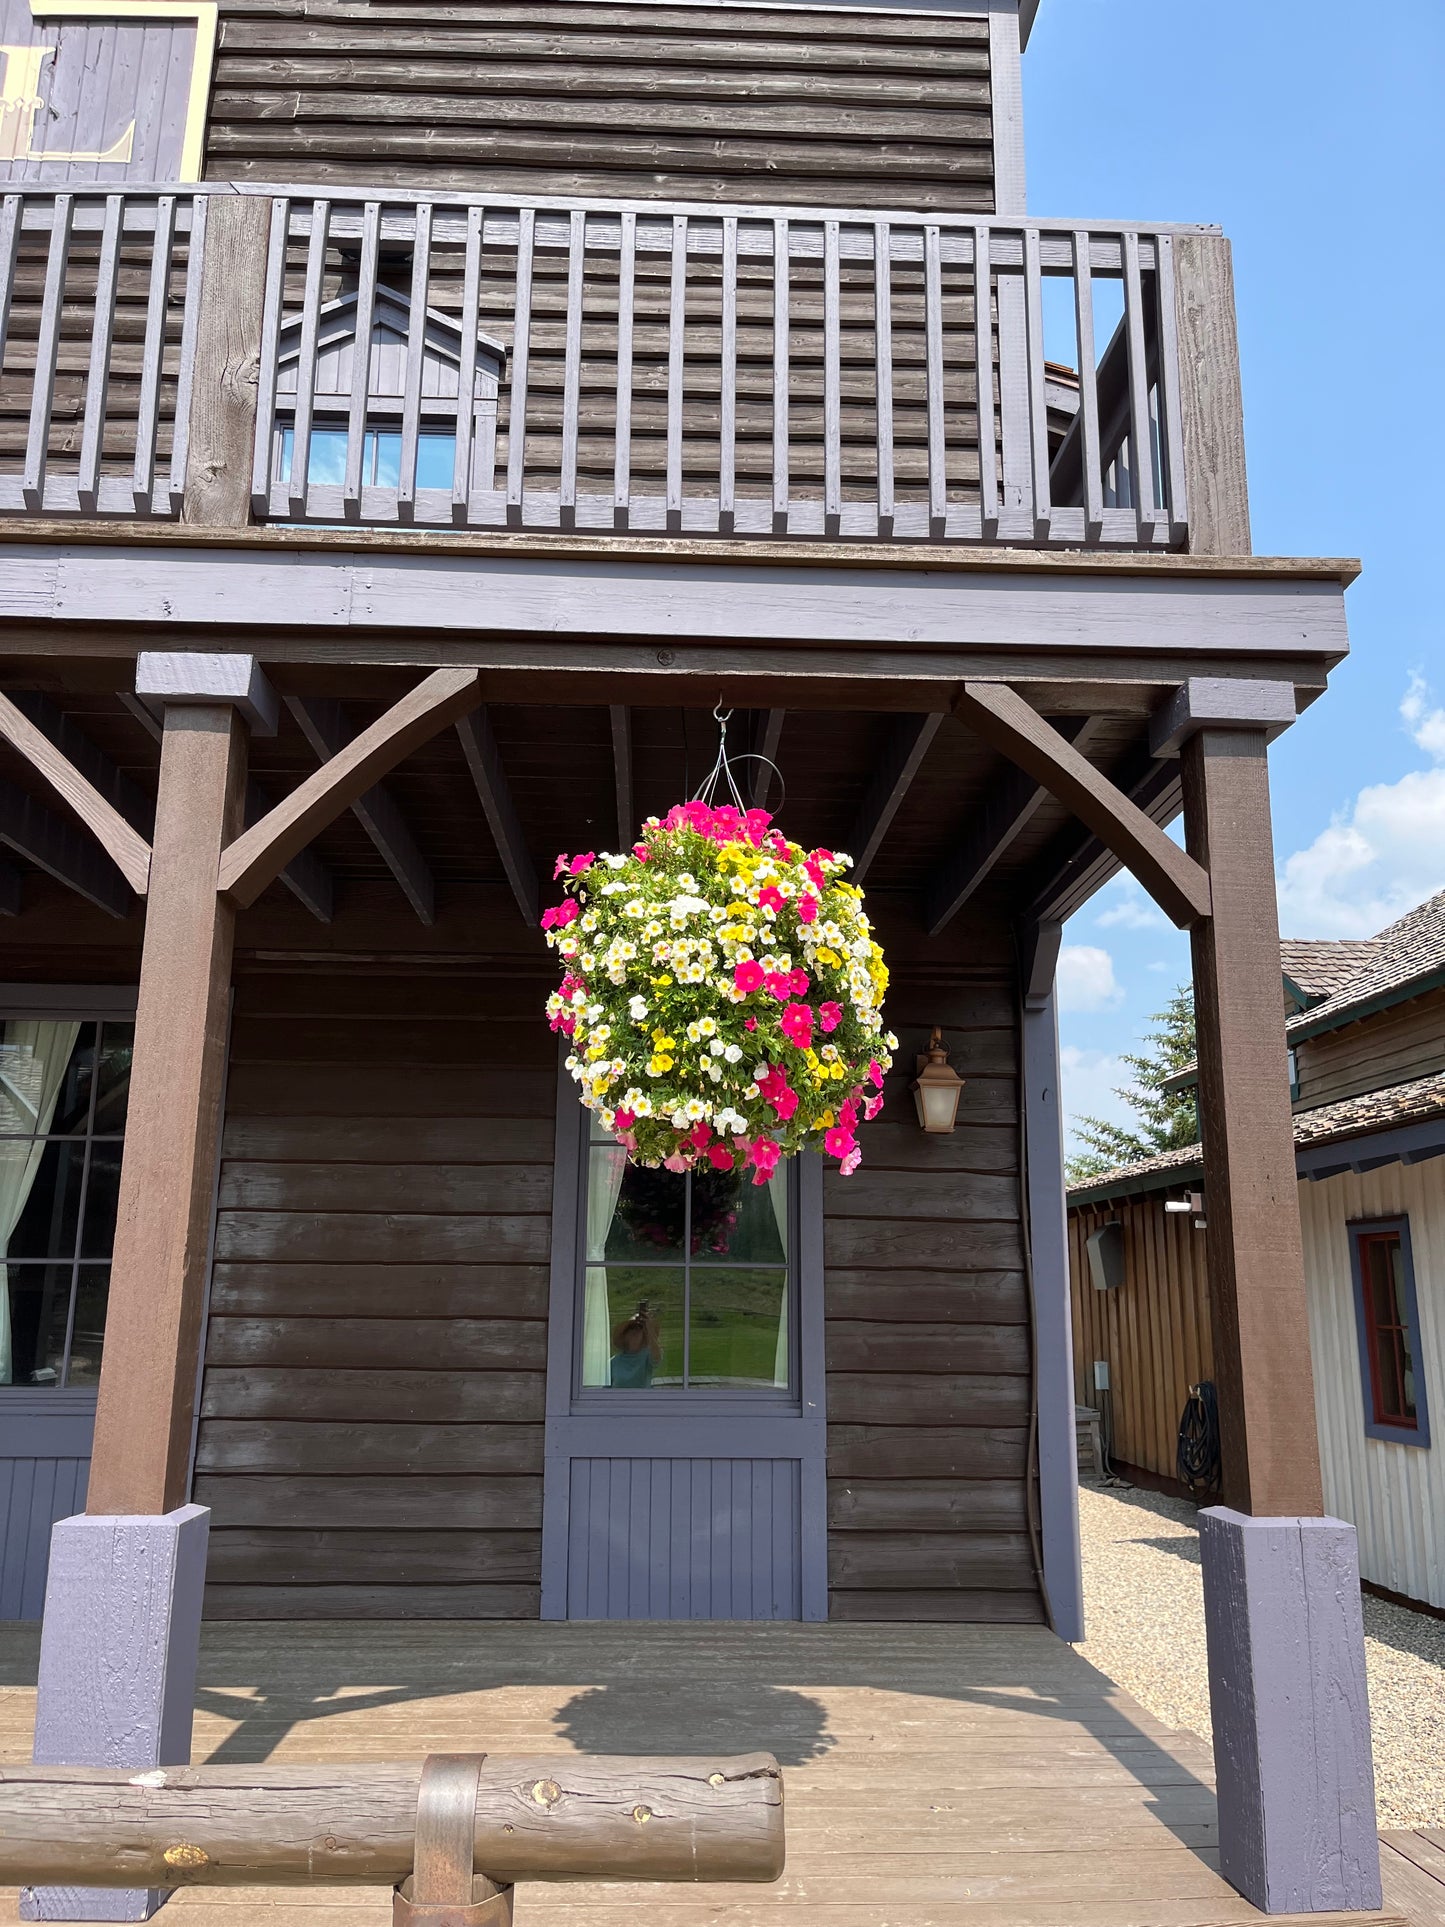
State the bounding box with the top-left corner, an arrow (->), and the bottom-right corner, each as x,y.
1021,0 -> 1445,1151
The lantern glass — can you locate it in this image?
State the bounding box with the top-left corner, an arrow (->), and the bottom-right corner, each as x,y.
914,1074 -> 962,1134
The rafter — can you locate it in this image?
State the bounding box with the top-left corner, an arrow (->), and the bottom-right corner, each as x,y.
0,863 -> 20,916
0,777 -> 132,917
245,781 -> 334,923
11,692 -> 154,836
0,691 -> 151,895
609,706 -> 633,850
750,709 -> 786,810
219,668 -> 482,910
847,713 -> 942,884
954,682 -> 1211,930
286,696 -> 436,925
457,707 -> 539,928
925,716 -> 1105,935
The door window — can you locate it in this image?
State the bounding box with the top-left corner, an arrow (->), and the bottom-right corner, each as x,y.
579,1114 -> 793,1396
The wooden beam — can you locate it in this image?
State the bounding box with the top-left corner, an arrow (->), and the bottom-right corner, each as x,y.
925,715 -> 1104,934
0,691 -> 151,895
847,712 -> 941,884
1022,751 -> 1182,927
10,692 -> 154,836
286,697 -> 435,923
1018,917 -> 1063,1011
1182,727 -> 1322,1517
954,682 -> 1211,929
217,669 -> 481,911
750,708 -> 786,810
456,707 -> 540,928
245,780 -> 333,923
0,776 -> 132,917
0,862 -> 19,916
181,195 -> 273,528
609,704 -> 633,849
87,703 -> 248,1514
1172,234 -> 1251,556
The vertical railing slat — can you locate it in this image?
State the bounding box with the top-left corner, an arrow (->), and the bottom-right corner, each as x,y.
132,193 -> 176,512
505,206 -> 535,526
1154,231 -> 1190,544
288,197 -> 331,517
1122,228 -> 1161,541
343,199 -> 380,519
23,193 -> 73,511
397,201 -> 432,516
0,194 -> 23,382
77,194 -> 123,512
924,221 -> 946,538
167,193 -> 208,513
771,217 -> 789,532
246,195 -> 289,515
666,211 -> 687,528
719,214 -> 737,532
973,224 -> 998,540
612,208 -> 635,529
1072,228 -> 1104,542
451,201 -> 485,525
822,218 -> 842,533
560,206 -> 586,523
1023,224 -> 1051,540
873,220 -> 894,537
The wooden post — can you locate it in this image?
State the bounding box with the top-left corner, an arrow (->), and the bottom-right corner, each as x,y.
181,195 -> 273,527
85,695 -> 249,1515
1180,724 -> 1321,1518
1173,234 -> 1251,557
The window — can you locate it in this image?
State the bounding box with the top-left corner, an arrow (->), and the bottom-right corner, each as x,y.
1349,1219 -> 1431,1447
0,1017 -> 132,1389
277,424 -> 458,492
579,1113 -> 794,1397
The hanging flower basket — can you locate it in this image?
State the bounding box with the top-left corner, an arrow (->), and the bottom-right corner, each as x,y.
543,779 -> 897,1181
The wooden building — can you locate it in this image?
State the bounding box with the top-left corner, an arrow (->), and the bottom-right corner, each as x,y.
1068,890 -> 1445,1611
0,0 -> 1392,1918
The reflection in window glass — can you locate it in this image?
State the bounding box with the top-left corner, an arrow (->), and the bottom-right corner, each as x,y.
0,1018 -> 133,1389
278,426 -> 458,491
580,1119 -> 792,1395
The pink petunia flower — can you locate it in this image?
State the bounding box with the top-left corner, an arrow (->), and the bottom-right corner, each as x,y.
633,843 -> 650,861
867,1059 -> 884,1090
839,1145 -> 862,1177
712,805 -> 743,841
758,885 -> 785,915
745,1016 -> 757,1031
797,895 -> 819,924
664,1153 -> 691,1173
768,831 -> 792,860
744,808 -> 772,846
570,852 -> 595,875
804,858 -> 826,890
765,971 -> 792,1003
780,1001 -> 814,1050
788,968 -> 811,995
708,1142 -> 736,1171
839,1099 -> 858,1131
734,959 -> 765,995
616,1109 -> 636,1130
689,1122 -> 713,1149
554,853 -> 571,879
819,1001 -> 843,1032
749,1137 -> 782,1183
824,1125 -> 856,1160
863,1093 -> 885,1122
770,1086 -> 799,1121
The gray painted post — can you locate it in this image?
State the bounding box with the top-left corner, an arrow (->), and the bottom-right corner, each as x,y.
1021,982 -> 1084,1642
20,1504 -> 210,1920
1199,1508 -> 1381,1914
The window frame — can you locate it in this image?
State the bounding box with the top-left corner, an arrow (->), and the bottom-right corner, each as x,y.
1347,1215 -> 1431,1448
0,986 -> 136,1400
570,1104 -> 801,1414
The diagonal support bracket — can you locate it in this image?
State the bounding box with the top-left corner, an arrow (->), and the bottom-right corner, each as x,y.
0,690 -> 152,895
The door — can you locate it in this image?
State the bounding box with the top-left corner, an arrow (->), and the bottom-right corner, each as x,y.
541,1087 -> 826,1620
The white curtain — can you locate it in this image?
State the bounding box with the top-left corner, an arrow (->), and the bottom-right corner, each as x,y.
768,1164 -> 791,1389
0,1022 -> 81,1385
582,1143 -> 628,1386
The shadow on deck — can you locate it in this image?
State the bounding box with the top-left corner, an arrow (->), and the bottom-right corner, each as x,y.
0,1619 -> 1423,1927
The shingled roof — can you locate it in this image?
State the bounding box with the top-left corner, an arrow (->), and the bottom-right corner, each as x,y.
1284,888 -> 1445,1040
1280,938 -> 1382,1003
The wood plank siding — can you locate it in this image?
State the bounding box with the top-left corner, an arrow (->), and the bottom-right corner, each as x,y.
824,947 -> 1042,1624
1068,1195 -> 1212,1487
196,968 -> 557,1620
205,3 -> 998,211
1294,986 -> 1445,1112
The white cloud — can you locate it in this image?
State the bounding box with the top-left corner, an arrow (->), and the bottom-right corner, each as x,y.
1056,944 -> 1124,1012
1059,1044 -> 1129,1145
1275,674 -> 1445,938
1094,874 -> 1168,931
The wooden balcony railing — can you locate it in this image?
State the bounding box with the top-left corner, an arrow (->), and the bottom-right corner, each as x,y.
0,184 -> 1248,550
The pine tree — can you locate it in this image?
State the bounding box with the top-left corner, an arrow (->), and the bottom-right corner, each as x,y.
1065,986 -> 1199,1183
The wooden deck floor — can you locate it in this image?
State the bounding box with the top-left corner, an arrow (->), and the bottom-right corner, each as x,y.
0,1619 -> 1434,1927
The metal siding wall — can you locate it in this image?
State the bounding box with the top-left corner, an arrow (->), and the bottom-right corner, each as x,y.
566,1457 -> 800,1620
0,1455 -> 88,1619
1299,1164 -> 1445,1610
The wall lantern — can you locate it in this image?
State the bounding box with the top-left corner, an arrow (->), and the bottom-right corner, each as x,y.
912,1027 -> 965,1133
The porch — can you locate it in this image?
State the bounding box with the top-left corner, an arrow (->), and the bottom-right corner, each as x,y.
0,1619 -> 1424,1927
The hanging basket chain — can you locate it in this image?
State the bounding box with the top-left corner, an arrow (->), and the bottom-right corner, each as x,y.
691,702 -> 786,818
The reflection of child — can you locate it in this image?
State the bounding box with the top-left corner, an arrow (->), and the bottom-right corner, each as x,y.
610,1304 -> 661,1389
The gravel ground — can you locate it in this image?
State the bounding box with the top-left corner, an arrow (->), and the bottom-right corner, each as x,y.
1074,1480 -> 1445,1829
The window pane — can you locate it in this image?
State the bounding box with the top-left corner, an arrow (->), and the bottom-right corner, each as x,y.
80,1141 -> 122,1260
584,1266 -> 685,1389
92,1025 -> 134,1134
603,1160 -> 687,1264
690,1166 -> 788,1265
5,1138 -> 84,1262
1,1265 -> 72,1386
1373,1323 -> 1404,1419
62,1266 -> 109,1386
0,1021 -> 93,1136
688,1267 -> 787,1389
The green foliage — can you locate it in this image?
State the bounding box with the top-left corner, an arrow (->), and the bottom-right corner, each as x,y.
1065,985 -> 1199,1184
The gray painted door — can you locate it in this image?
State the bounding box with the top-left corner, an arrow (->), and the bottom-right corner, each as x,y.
541,1090 -> 828,1622
0,1394 -> 94,1619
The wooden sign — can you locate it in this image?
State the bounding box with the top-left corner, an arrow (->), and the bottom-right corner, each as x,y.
0,0 -> 214,182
